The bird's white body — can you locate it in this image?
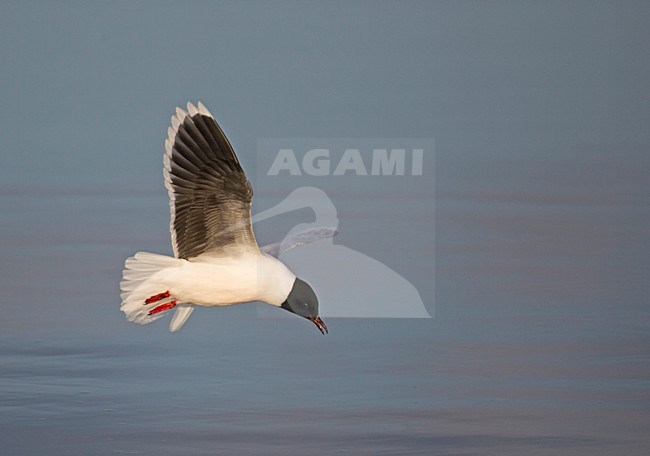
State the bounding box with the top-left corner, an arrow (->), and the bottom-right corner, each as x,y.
120,250 -> 296,327
176,252 -> 295,307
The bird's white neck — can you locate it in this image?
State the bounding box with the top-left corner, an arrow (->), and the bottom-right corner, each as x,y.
256,253 -> 296,306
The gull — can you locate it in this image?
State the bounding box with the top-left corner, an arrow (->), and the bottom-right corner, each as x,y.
120,102 -> 328,334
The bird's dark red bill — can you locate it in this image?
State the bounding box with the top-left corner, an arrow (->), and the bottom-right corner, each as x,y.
309,316 -> 328,335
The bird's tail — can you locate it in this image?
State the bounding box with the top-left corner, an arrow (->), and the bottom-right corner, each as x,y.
120,252 -> 184,326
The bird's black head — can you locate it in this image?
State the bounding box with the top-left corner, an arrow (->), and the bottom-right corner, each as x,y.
281,278 -> 328,335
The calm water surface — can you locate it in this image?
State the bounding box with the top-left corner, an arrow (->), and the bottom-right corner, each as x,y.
1,182 -> 648,455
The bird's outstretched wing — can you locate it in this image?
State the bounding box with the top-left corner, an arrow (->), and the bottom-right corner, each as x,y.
260,226 -> 338,258
164,102 -> 256,259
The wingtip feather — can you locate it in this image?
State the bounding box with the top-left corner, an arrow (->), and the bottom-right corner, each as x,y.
187,102 -> 199,116
197,101 -> 213,117
175,107 -> 187,123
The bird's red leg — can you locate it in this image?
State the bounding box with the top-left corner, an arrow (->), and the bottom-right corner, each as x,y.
148,300 -> 177,315
144,291 -> 170,304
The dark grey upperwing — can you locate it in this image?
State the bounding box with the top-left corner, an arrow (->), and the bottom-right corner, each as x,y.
164,102 -> 256,259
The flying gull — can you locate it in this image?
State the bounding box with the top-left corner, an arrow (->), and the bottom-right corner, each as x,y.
120,102 -> 328,334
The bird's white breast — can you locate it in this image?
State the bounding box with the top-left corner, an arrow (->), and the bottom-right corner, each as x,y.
160,251 -> 296,307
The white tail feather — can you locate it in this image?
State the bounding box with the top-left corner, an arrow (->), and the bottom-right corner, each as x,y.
120,252 -> 183,326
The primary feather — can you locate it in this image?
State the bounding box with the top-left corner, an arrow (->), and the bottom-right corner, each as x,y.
165,102 -> 256,259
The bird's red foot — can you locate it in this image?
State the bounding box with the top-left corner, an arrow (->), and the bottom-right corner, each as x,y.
148,300 -> 177,315
145,291 -> 170,304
